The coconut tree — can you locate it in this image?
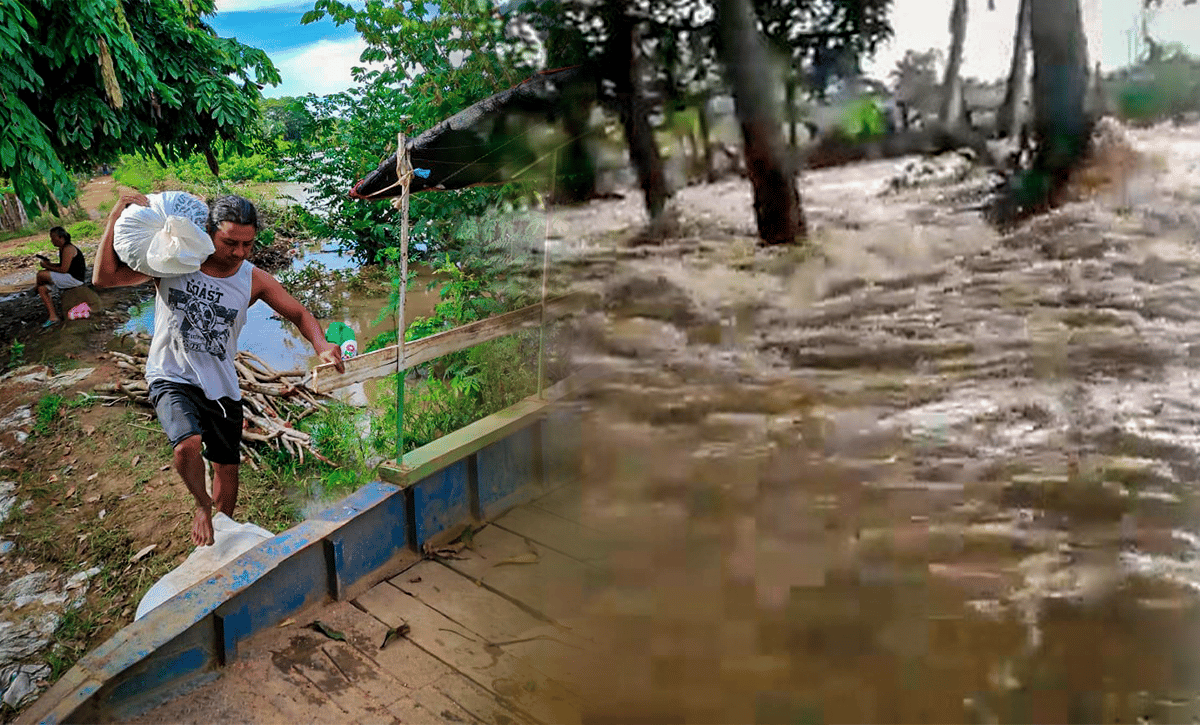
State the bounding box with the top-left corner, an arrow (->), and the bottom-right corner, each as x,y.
939,0 -> 968,126
996,0 -> 1032,139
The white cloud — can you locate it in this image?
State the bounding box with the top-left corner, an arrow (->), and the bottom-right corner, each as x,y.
265,37 -> 386,98
214,0 -> 312,12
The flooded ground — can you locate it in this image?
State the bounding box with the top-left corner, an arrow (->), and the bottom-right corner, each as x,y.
549,121 -> 1200,723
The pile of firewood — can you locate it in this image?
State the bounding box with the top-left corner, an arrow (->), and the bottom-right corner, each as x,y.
96,334 -> 335,469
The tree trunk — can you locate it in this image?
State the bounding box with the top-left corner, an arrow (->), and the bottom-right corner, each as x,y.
1030,0 -> 1091,183
998,0 -> 1033,139
697,98 -> 716,183
607,1 -> 670,225
1087,61 -> 1108,119
558,79 -> 598,204
785,76 -> 797,147
940,0 -> 968,127
716,0 -> 805,244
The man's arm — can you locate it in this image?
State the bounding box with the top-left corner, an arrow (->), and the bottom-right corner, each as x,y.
252,267 -> 346,373
93,194 -> 154,288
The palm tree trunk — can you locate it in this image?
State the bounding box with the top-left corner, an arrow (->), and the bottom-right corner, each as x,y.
998,0 -> 1032,138
1030,0 -> 1091,183
940,0 -> 968,126
716,0 -> 805,244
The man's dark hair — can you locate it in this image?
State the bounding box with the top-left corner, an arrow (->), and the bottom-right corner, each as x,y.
49,226 -> 70,243
207,195 -> 259,234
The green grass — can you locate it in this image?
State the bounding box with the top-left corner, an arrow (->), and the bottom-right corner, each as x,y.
66,220 -> 101,240
0,207 -> 91,245
8,238 -> 55,256
239,459 -> 305,533
32,394 -> 64,437
6,339 -> 25,371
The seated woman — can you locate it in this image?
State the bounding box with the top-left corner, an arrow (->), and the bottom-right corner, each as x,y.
35,226 -> 86,327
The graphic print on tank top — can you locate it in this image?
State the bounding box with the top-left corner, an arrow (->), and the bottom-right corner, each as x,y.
167,278 -> 237,360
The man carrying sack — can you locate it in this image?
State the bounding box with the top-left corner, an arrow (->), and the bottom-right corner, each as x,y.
93,193 -> 345,546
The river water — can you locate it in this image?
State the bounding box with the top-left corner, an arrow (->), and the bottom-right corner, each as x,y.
551,121 -> 1200,723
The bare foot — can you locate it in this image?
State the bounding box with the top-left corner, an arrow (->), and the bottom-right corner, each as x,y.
192,506 -> 215,546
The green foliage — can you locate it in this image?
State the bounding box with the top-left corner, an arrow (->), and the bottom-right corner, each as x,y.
841,96 -> 887,139
1112,49 -> 1200,125
66,220 -> 101,240
259,97 -> 315,143
370,333 -> 541,455
299,402 -> 379,497
113,146 -> 284,193
286,0 -> 543,265
7,339 -> 25,371
32,394 -> 64,437
0,0 -> 280,215
0,206 -> 90,245
889,48 -> 942,116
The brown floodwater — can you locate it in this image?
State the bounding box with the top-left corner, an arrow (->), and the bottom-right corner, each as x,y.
550,123 -> 1200,724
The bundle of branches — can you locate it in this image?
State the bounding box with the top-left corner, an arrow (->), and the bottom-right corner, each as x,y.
96,335 -> 336,470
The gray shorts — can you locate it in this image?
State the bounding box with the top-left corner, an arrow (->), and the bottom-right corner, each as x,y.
148,380 -> 243,465
48,271 -> 84,290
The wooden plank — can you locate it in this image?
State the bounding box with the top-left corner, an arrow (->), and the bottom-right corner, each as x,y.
387,673 -> 536,725
312,598 -> 456,692
125,661 -> 280,724
437,524 -> 592,622
529,483 -> 584,524
386,683 -> 486,724
289,641 -> 397,722
388,559 -> 548,642
312,293 -> 585,393
245,643 -> 359,724
493,506 -> 611,565
423,672 -> 539,725
355,576 -> 583,725
496,623 -> 598,702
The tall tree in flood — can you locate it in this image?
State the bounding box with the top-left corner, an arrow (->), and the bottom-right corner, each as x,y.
939,0 -> 968,126
997,0 -> 1032,139
716,0 -> 806,244
603,0 -> 672,229
1029,0 -> 1090,192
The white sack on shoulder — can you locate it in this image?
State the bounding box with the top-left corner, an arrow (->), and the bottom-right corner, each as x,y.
145,215 -> 213,276
113,191 -> 214,277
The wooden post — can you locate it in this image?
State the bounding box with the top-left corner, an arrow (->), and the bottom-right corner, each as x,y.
537,152 -> 556,399
393,133 -> 413,465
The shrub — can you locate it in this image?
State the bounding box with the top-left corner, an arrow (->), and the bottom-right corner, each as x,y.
66,220 -> 101,239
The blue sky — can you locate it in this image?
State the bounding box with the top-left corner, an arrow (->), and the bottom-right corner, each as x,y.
210,0 -> 378,98
212,0 -> 1199,100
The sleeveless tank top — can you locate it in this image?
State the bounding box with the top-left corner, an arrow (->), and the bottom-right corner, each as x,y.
66,244 -> 86,282
145,263 -> 255,401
